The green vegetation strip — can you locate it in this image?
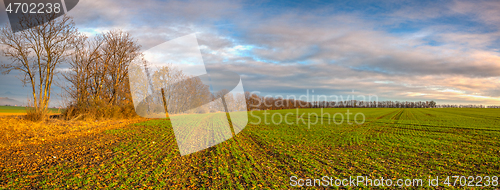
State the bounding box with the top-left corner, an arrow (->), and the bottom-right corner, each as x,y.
0,106 -> 61,114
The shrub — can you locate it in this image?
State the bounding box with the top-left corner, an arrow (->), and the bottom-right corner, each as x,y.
62,103 -> 138,121
25,107 -> 49,122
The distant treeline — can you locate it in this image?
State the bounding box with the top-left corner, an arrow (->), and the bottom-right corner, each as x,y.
438,105 -> 487,108
243,92 -> 438,110
244,92 -> 497,110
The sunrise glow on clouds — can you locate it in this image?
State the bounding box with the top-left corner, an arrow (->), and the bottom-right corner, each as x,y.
0,0 -> 499,106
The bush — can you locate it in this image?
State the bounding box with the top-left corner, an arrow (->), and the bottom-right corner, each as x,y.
25,107 -> 49,122
62,103 -> 138,121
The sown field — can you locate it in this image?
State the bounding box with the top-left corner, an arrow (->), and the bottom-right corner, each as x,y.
1,108 -> 499,189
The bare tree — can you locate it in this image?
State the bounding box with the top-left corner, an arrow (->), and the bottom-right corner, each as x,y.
0,14 -> 81,118
101,30 -> 141,105
64,30 -> 141,111
63,34 -> 100,108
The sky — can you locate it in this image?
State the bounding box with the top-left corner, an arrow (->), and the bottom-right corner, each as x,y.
0,0 -> 499,107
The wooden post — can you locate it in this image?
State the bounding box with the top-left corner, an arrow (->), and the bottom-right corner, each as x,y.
161,88 -> 169,118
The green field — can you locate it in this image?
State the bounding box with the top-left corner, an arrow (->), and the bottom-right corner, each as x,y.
0,106 -> 61,114
1,108 -> 500,188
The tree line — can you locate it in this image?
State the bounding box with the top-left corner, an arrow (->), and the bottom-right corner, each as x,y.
0,14 -> 142,120
243,93 -> 499,110
0,13 -> 250,119
64,30 -> 140,110
243,92 -> 438,110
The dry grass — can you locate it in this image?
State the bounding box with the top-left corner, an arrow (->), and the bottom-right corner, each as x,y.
62,104 -> 138,121
0,113 -> 26,116
0,116 -> 148,149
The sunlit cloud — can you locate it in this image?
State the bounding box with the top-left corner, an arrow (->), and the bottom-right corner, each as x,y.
0,0 -> 499,106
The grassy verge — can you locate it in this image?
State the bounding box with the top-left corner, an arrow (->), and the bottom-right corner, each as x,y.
0,106 -> 61,115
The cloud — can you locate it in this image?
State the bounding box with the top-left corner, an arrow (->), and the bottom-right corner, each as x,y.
0,0 -> 499,106
451,0 -> 500,27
